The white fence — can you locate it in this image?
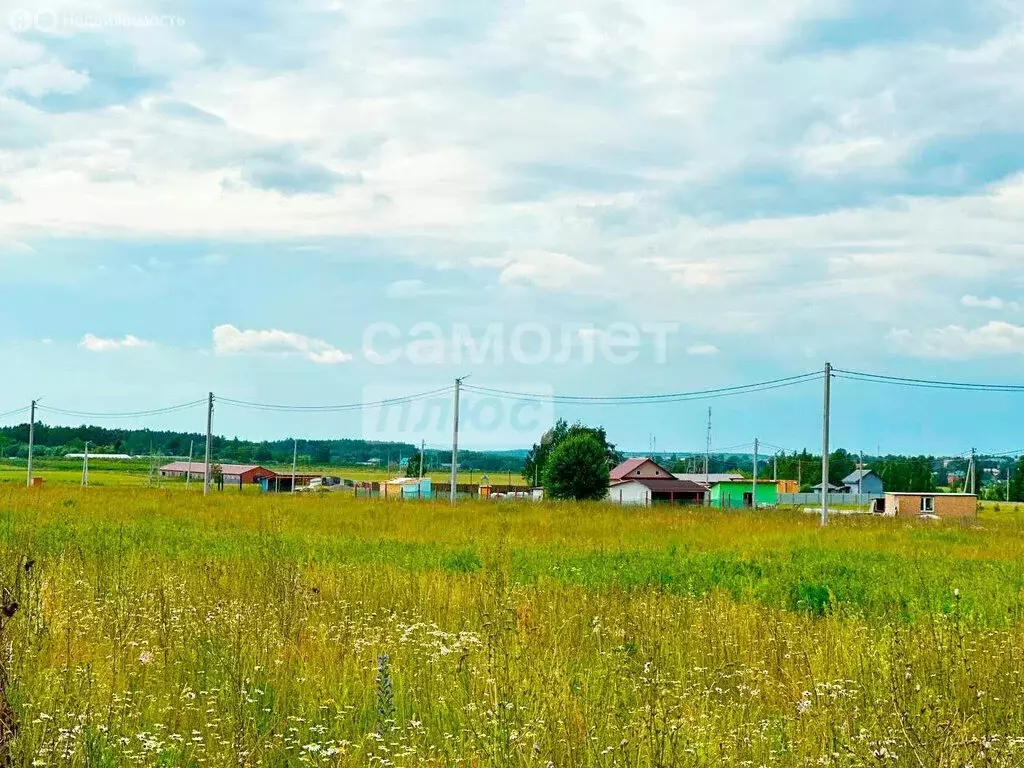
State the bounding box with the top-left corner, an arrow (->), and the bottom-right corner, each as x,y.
779,493 -> 884,506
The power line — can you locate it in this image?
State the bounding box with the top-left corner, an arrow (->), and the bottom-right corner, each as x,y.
0,406 -> 28,421
462,372 -> 823,405
217,387 -> 453,413
36,399 -> 207,420
835,369 -> 1024,392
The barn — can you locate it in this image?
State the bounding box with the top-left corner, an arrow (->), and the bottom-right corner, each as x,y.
159,462 -> 277,486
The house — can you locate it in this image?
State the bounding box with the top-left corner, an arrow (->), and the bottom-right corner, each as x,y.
159,462 -> 276,486
608,478 -> 707,506
841,469 -> 884,495
878,492 -> 977,519
709,480 -> 778,508
672,472 -> 745,485
610,457 -> 676,482
811,481 -> 844,493
382,477 -> 433,500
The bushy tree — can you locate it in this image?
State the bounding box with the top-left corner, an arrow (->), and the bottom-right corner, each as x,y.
524,419 -> 621,486
1009,457 -> 1024,502
405,452 -> 422,478
543,433 -> 610,501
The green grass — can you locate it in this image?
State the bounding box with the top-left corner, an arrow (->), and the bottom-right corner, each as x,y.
1,487 -> 1023,766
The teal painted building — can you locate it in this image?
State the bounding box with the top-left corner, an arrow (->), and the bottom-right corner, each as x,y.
709,480 -> 778,508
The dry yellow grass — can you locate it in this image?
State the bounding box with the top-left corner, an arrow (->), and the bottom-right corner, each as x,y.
1,486 -> 1023,766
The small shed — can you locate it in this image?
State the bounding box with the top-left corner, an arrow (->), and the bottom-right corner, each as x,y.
382,477 -> 433,500
881,492 -> 977,519
709,480 -> 778,508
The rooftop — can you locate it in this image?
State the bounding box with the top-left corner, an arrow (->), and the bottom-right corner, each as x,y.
160,462 -> 275,476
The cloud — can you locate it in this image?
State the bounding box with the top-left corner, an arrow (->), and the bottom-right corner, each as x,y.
384,279 -> 448,298
686,344 -> 720,356
239,158 -> 363,196
961,294 -> 1019,310
890,321 -> 1024,358
496,250 -> 603,291
212,324 -> 352,364
199,252 -> 230,266
1,61 -> 89,98
79,334 -> 154,352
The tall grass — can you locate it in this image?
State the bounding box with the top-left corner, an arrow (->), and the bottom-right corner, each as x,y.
1,487 -> 1023,766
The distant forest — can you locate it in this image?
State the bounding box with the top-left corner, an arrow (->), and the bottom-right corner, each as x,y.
0,422 -> 528,472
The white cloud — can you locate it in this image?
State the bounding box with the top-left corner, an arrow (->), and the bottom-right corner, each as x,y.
686,344 -> 719,356
497,250 -> 603,291
961,294 -> 1019,310
212,324 -> 352,364
384,279 -> 448,299
1,61 -> 89,97
79,334 -> 154,352
890,322 -> 1024,358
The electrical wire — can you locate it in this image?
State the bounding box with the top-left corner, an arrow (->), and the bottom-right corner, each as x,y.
36,399 -> 207,420
462,372 -> 823,405
0,406 -> 28,421
217,387 -> 453,413
835,368 -> 1024,392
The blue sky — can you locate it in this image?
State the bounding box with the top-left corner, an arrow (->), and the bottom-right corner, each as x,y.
1,0 -> 1024,454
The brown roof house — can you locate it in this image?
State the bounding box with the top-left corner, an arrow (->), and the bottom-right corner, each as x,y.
608,458 -> 707,506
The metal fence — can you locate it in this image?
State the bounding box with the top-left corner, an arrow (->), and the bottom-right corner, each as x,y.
779,493 -> 883,506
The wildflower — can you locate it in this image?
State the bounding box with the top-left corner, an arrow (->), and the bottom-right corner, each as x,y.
138,651 -> 154,665
797,693 -> 812,714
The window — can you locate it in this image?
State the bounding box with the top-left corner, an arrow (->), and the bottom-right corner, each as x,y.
921,496 -> 935,513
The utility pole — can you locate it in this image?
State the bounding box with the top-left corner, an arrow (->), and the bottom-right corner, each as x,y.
773,452 -> 778,483
419,440 -> 425,482
858,449 -> 864,510
82,441 -> 90,487
705,407 -> 712,485
26,399 -> 36,488
752,438 -> 758,509
203,392 -> 213,496
291,439 -> 298,493
821,362 -> 832,527
970,448 -> 976,496
450,376 -> 465,504
185,440 -> 194,490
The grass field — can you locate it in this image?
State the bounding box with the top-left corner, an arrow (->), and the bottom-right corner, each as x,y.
1,487 -> 1023,766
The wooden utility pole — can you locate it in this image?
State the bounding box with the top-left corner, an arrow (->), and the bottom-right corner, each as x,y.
26,399 -> 36,488
203,392 -> 213,496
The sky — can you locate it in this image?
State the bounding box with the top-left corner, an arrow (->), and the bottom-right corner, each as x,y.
1,0 -> 1023,455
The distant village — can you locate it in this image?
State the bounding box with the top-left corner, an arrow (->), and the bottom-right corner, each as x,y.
157,454 -> 980,519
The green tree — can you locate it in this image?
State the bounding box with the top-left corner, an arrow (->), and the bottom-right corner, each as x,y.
543,433 -> 610,501
1009,457 -> 1024,502
524,419 -> 621,485
405,452 -> 422,478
